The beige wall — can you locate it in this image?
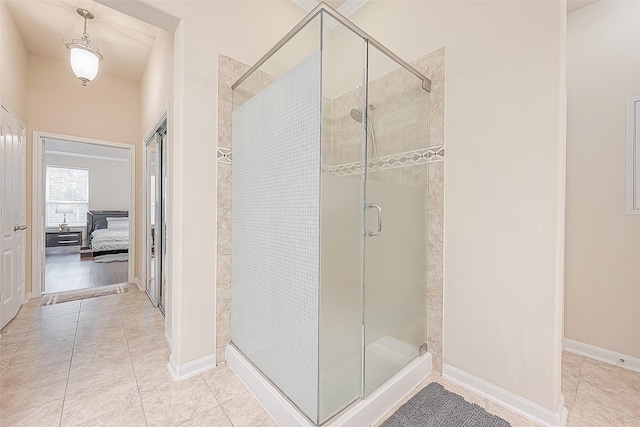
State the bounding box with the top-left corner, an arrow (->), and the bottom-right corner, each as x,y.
26,54 -> 141,292
566,1 -> 640,359
351,1 -> 566,412
170,0 -> 304,369
44,153 -> 131,212
0,0 -> 28,121
105,0 -> 306,368
140,27 -> 174,329
141,29 -> 173,134
110,3 -> 565,414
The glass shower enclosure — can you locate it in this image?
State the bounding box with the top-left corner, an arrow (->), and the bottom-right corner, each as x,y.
230,4 -> 430,425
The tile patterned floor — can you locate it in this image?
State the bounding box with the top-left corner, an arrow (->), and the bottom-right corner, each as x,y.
562,352 -> 640,426
0,286 -> 274,427
1,287 -> 639,426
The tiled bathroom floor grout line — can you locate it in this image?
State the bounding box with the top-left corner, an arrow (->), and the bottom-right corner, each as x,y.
570,356 -> 637,422
0,306 -> 36,380
571,356 -> 583,403
118,296 -> 150,427
5,302 -> 69,426
0,322 -> 25,379
200,376 -> 236,427
57,307 -> 78,427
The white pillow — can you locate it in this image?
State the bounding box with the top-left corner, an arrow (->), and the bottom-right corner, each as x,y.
107,217 -> 129,229
106,216 -> 128,223
108,222 -> 129,230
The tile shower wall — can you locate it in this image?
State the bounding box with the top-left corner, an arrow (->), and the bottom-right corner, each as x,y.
216,55 -> 250,365
414,48 -> 445,373
216,47 -> 445,373
230,51 -> 322,422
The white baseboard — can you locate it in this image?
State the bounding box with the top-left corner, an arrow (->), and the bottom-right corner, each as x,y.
442,364 -> 567,427
226,345 -> 432,426
167,352 -> 217,381
24,292 -> 32,301
564,338 -> 640,374
134,277 -> 143,291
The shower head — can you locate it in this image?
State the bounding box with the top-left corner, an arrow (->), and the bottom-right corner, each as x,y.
350,108 -> 363,123
350,104 -> 375,123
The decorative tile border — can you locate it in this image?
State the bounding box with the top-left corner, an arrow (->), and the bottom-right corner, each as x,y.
428,145 -> 445,162
217,147 -> 232,164
216,145 -> 444,170
322,145 -> 444,176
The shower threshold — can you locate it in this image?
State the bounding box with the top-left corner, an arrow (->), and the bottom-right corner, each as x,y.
226,345 -> 433,426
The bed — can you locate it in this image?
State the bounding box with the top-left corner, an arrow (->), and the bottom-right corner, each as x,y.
86,210 -> 129,256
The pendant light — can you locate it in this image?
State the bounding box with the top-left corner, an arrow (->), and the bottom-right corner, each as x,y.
63,8 -> 104,86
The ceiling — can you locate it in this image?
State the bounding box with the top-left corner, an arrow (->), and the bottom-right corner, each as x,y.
292,0 -> 367,17
6,0 -> 158,83
7,0 -> 599,84
567,0 -> 600,13
293,0 -> 600,16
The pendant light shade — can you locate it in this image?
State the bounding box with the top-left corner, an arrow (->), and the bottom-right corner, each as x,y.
69,48 -> 100,83
63,9 -> 104,86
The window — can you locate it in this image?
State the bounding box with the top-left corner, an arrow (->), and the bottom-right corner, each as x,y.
46,166 -> 89,227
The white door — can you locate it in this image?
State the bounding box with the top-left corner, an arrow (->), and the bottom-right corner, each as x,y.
1,105 -> 26,329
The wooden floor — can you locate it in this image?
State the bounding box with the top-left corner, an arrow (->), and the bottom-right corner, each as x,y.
45,247 -> 128,294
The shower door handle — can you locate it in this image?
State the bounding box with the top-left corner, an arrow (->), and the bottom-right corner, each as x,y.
367,203 -> 382,237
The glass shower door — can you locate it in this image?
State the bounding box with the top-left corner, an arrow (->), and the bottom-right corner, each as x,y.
363,43 -> 430,395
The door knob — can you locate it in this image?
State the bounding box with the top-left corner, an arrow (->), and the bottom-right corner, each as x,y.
14,224 -> 27,231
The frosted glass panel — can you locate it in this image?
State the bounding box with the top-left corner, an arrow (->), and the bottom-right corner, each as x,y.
319,175 -> 362,422
364,180 -> 426,393
363,44 -> 429,396
231,50 -> 322,422
318,11 -> 366,424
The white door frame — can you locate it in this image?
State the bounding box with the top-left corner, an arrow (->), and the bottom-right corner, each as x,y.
31,131 -> 136,298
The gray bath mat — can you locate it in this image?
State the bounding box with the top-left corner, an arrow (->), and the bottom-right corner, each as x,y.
381,382 -> 511,427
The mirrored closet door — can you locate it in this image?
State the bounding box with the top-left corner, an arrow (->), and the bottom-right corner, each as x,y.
145,121 -> 167,314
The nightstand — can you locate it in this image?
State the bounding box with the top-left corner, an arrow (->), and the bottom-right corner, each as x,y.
45,231 -> 83,248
